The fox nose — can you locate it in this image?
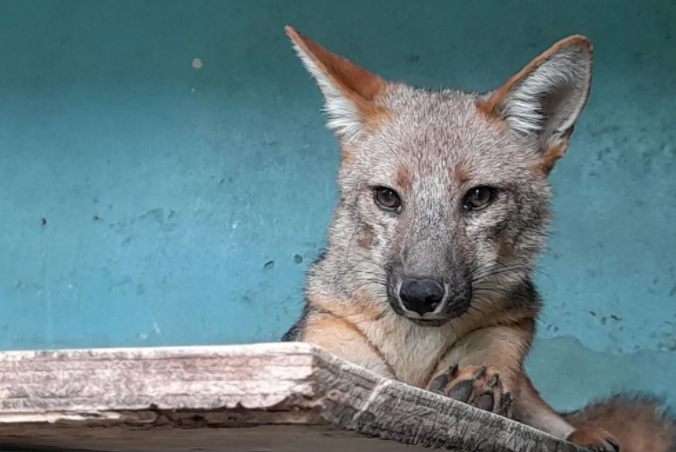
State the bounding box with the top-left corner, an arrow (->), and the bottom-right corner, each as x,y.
399,278 -> 445,316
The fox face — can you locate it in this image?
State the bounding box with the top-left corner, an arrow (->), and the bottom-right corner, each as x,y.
287,27 -> 592,326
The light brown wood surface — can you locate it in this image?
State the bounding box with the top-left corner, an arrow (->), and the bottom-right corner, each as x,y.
0,342 -> 581,451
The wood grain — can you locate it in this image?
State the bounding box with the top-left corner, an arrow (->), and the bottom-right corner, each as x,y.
0,342 -> 582,451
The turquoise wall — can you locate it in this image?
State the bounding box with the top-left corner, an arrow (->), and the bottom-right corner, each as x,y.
0,0 -> 674,411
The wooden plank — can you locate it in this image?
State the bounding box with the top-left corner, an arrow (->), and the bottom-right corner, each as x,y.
0,342 -> 581,452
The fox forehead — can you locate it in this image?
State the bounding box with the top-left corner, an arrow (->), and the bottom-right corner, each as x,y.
285,25 -> 592,192
348,84 -> 534,189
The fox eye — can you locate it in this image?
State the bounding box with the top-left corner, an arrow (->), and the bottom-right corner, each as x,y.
374,187 -> 402,212
463,186 -> 497,211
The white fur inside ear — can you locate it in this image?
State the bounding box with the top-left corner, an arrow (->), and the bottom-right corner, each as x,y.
290,42 -> 364,143
502,45 -> 592,137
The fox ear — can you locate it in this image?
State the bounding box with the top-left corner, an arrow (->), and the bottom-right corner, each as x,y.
285,26 -> 388,143
479,35 -> 593,144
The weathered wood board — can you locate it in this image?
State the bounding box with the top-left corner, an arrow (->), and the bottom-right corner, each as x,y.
0,342 -> 581,451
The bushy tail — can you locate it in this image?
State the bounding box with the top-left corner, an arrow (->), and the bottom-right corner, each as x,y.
562,394 -> 676,452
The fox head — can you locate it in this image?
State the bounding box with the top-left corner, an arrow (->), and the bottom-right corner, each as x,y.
287,26 -> 593,326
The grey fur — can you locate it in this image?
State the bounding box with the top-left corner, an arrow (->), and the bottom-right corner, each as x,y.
304,86 -> 555,326
285,33 -> 592,329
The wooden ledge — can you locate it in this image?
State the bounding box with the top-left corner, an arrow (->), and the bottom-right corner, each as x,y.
0,342 -> 581,451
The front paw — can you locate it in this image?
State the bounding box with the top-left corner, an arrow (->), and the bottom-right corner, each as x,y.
428,364 -> 514,418
567,427 -> 620,452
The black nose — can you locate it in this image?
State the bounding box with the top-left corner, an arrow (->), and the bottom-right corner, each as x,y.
399,278 -> 445,315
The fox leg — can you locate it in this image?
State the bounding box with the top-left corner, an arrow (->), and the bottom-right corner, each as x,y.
425,325 -> 619,451
428,363 -> 515,417
301,310 -> 396,379
426,325 -> 527,417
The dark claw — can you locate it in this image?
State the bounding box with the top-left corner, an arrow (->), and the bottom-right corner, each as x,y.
447,364 -> 459,377
428,372 -> 449,393
606,438 -> 620,452
502,391 -> 514,406
472,365 -> 487,379
499,392 -> 514,417
474,393 -> 494,412
447,379 -> 474,402
488,373 -> 500,388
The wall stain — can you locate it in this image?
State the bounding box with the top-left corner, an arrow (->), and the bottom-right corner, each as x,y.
528,335 -> 676,412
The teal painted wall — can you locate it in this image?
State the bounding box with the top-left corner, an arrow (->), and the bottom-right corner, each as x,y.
0,0 -> 674,411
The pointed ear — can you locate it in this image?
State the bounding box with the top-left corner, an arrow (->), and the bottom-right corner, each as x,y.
479,35 -> 593,145
285,26 -> 389,143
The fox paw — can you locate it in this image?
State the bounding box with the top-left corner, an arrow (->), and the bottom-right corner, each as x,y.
567,427 -> 620,452
428,364 -> 514,418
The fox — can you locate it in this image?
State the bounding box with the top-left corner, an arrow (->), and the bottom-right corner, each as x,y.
280,25 -> 676,452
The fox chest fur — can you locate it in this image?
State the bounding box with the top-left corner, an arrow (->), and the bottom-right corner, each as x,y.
352,310 -> 457,386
